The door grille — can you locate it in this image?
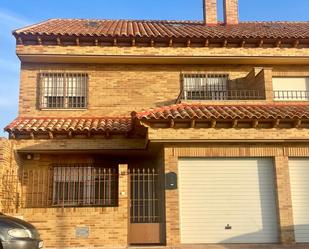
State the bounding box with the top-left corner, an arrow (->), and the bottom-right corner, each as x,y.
130,168 -> 159,223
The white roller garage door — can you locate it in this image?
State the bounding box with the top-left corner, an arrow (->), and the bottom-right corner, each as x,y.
289,158 -> 309,242
178,158 -> 278,244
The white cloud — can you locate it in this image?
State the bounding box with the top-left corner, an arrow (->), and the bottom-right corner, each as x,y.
0,9 -> 31,26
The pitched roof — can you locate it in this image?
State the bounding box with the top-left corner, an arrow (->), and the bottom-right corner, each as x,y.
5,117 -> 132,134
14,19 -> 309,40
135,104 -> 309,120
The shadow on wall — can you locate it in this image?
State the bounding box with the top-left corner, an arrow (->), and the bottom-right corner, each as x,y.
216,225 -> 309,249
179,225 -> 309,249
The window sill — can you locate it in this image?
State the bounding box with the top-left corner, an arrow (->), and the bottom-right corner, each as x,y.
39,108 -> 88,111
274,99 -> 309,102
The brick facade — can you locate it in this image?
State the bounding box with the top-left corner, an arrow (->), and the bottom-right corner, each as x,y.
1,149 -> 130,248
2,2 -> 309,247
18,63 -> 309,117
1,139 -> 309,248
5,47 -> 309,248
0,138 -> 16,213
16,45 -> 309,58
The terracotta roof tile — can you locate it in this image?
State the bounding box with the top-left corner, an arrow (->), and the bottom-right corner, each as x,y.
5,105 -> 309,137
5,117 -> 132,134
135,104 -> 309,120
14,19 -> 309,40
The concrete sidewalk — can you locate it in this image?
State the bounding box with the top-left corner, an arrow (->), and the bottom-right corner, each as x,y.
129,245 -> 309,249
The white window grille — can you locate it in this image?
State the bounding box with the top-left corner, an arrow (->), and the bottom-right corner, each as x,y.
40,73 -> 88,108
182,74 -> 228,100
273,77 -> 309,101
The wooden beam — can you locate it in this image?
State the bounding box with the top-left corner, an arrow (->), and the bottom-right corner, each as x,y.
273,119 -> 280,128
276,39 -> 282,48
211,119 -> 217,128
37,36 -> 42,45
132,38 -> 136,46
17,37 -> 23,45
186,39 -> 191,47
258,39 -> 264,48
294,39 -> 299,48
232,119 -> 238,128
113,38 -> 117,46
252,119 -> 259,128
30,132 -> 34,139
150,39 -> 155,47
204,39 -> 209,47
170,119 -> 175,128
191,119 -> 196,128
241,40 -> 246,48
56,37 -> 61,45
76,38 -> 80,46
223,39 -> 228,47
105,130 -> 111,138
68,131 -> 73,138
10,132 -> 16,139
87,131 -> 91,138
48,131 -> 53,139
294,119 -> 302,128
169,39 -> 173,47
94,39 -> 99,46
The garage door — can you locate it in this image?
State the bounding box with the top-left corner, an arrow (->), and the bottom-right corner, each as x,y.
178,158 -> 278,244
289,159 -> 309,242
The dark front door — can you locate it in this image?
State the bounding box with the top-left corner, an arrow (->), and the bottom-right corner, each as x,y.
128,167 -> 162,244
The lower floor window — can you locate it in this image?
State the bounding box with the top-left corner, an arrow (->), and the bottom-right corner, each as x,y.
15,164 -> 118,208
52,166 -> 117,207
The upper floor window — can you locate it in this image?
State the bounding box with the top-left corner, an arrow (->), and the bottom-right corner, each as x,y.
273,77 -> 309,101
39,73 -> 88,109
182,74 -> 228,100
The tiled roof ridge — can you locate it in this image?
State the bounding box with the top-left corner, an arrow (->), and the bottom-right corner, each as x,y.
13,18 -> 207,35
135,103 -> 309,121
37,18 -> 205,23
5,104 -> 309,136
13,18 -> 56,34
13,19 -> 309,33
7,116 -> 131,120
136,103 -> 309,115
14,18 -> 309,29
13,19 -> 309,42
4,116 -> 132,133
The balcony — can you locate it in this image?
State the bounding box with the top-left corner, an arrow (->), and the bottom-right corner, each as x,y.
273,90 -> 309,101
177,89 -> 265,102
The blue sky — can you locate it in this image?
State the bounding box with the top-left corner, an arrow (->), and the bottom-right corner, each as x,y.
0,0 -> 308,137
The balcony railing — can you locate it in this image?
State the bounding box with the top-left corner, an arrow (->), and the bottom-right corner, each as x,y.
177,89 -> 265,102
273,90 -> 309,101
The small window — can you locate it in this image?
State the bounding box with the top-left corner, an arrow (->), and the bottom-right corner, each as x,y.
52,166 -> 117,207
273,77 -> 309,101
40,73 -> 88,109
182,74 -> 228,100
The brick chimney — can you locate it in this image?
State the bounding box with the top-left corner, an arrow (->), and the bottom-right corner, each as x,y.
223,0 -> 239,25
203,0 -> 218,25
